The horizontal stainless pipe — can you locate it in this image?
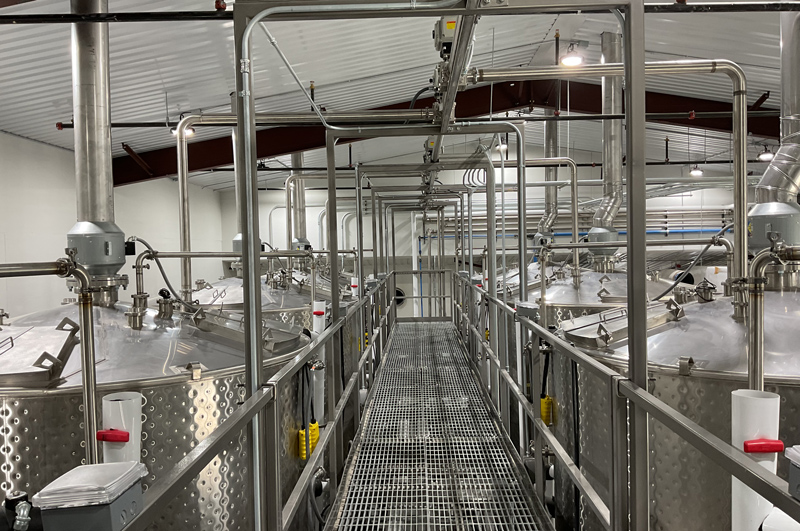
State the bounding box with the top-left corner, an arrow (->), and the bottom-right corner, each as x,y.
175,109 -> 433,300
546,236 -> 727,250
0,261 -> 71,278
470,59 -> 748,297
0,258 -> 97,464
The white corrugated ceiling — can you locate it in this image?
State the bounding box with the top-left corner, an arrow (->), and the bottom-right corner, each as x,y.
0,0 -> 787,188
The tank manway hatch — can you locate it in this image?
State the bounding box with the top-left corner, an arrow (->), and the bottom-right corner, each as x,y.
0,318 -> 80,388
562,301 -> 684,349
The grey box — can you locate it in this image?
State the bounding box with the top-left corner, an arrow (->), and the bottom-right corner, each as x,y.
790,462 -> 800,501
41,480 -> 142,531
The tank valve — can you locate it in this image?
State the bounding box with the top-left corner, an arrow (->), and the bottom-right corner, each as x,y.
157,288 -> 174,320
0,309 -> 8,327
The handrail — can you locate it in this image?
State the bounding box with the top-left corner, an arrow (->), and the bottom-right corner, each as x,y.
452,270 -> 800,528
124,272 -> 393,531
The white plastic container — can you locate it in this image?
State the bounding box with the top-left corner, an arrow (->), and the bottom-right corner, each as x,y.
731,389 -> 781,531
101,392 -> 144,463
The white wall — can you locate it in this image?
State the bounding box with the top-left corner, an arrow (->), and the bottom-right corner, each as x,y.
0,131 -> 224,318
117,179 -> 224,302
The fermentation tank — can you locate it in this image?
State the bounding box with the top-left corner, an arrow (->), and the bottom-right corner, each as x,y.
545,12 -> 800,531
0,299 -> 314,530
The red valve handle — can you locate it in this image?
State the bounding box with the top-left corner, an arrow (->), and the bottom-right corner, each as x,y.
351,285 -> 358,288
96,429 -> 130,443
313,311 -> 325,316
743,438 -> 784,454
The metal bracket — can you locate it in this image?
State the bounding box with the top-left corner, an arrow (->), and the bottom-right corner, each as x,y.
596,323 -> 613,347
32,351 -> 61,371
666,299 -> 685,320
678,356 -> 695,376
239,58 -> 250,73
610,374 -> 627,398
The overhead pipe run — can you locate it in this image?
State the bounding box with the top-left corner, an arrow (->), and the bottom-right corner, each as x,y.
468,57 -> 749,319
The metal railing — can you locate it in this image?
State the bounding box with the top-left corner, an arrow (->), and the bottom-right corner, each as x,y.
128,273 -> 396,531
452,271 -> 800,530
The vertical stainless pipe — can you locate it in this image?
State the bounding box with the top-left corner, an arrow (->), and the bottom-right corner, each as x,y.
371,189 -> 379,280
232,129 -> 243,236
748,249 -> 773,391
355,167 -> 365,296
391,210 -> 397,273
595,32 -> 624,230
437,207 -> 445,316
378,198 -> 385,276
78,287 -> 99,464
233,13 -> 267,529
292,152 -> 307,244
71,0 -> 113,224
538,111 -> 559,234
468,190 -> 474,276
624,4 -> 650,529
285,175 -> 294,250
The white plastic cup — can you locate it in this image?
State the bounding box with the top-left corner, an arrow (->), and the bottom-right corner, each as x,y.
312,301 -> 326,335
101,392 -> 144,464
731,389 -> 781,531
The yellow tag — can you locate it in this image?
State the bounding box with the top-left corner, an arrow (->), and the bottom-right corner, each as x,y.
446,20 -> 456,29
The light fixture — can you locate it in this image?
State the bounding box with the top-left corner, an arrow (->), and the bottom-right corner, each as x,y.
560,43 -> 583,67
758,145 -> 775,162
170,126 -> 195,136
496,140 -> 508,152
689,164 -> 704,177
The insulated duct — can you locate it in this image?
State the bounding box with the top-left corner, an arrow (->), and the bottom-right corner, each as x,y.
588,32 -> 624,262
291,152 -> 310,249
66,0 -> 126,284
749,13 -> 800,251
536,110 -> 559,238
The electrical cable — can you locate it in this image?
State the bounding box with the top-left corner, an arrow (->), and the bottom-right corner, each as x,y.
408,85 -> 432,110
652,223 -> 733,301
128,236 -> 200,312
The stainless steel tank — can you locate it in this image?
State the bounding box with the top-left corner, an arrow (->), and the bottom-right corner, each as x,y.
195,270 -> 354,331
547,279 -> 800,530
0,301 -> 315,530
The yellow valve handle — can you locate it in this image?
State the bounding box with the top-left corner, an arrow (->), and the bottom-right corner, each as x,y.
540,396 -> 554,425
299,428 -> 308,460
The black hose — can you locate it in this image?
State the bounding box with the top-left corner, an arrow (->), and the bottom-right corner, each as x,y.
408,85 -> 432,109
652,223 -> 733,301
541,351 -> 550,398
129,237 -> 200,312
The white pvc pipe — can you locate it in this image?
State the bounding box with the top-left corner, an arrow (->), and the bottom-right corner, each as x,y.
312,300 -> 326,335
731,389 -> 781,531
101,391 -> 144,463
763,509 -> 800,531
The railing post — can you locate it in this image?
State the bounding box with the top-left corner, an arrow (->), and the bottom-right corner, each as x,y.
264,383 -> 281,531
610,375 -> 630,531
529,328 -> 545,505
327,331 -> 341,493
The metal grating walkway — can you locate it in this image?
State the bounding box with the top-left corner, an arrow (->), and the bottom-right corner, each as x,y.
328,322 -> 549,530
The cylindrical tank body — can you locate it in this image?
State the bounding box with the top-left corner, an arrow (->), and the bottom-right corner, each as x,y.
548,288 -> 800,531
0,303 -> 316,530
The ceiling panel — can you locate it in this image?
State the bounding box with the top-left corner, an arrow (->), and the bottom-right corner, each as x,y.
0,1 -> 786,177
